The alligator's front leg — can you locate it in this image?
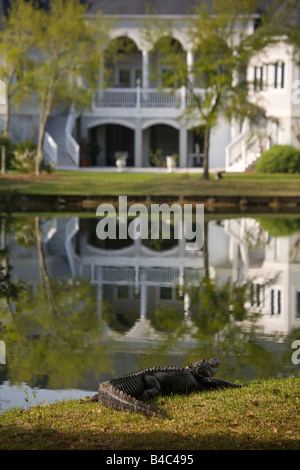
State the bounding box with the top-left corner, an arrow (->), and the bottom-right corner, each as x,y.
198,377 -> 242,390
139,375 -> 161,401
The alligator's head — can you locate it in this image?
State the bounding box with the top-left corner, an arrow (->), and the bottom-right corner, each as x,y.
187,358 -> 220,377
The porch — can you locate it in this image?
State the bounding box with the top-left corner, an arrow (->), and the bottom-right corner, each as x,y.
43,86 -> 229,171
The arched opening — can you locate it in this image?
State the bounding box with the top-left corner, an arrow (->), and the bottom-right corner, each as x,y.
105,36 -> 142,88
143,123 -> 179,167
150,36 -> 186,88
88,123 -> 134,167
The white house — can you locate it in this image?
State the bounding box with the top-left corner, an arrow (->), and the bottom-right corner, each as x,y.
1,0 -> 299,172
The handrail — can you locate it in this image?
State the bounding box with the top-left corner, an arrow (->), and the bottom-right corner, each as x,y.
65,113 -> 80,166
43,131 -> 58,166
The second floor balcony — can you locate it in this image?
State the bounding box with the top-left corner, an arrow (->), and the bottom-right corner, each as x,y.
93,86 -> 206,118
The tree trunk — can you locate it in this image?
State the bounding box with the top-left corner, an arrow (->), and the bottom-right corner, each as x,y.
35,83 -> 56,175
1,145 -> 6,176
1,86 -> 10,175
35,111 -> 49,175
202,127 -> 210,180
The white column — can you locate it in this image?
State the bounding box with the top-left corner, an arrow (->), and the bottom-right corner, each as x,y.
135,118 -> 142,167
142,50 -> 149,89
140,283 -> 147,319
179,124 -> 187,167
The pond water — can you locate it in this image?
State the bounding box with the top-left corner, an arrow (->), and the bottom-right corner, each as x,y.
0,212 -> 300,412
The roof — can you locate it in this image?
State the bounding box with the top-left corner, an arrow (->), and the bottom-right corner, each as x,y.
86,0 -> 201,15
0,0 -> 275,19
86,0 -> 276,16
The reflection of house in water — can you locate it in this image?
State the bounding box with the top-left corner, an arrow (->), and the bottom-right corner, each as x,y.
224,218 -> 300,334
4,216 -> 300,336
71,218 -> 205,321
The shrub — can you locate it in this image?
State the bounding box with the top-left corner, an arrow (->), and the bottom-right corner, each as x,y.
12,140 -> 37,173
255,145 -> 300,173
149,149 -> 166,167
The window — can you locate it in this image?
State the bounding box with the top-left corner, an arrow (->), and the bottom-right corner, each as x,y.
274,61 -> 285,89
254,62 -> 285,91
254,66 -> 263,91
250,283 -> 264,308
160,286 -> 173,300
270,288 -> 282,315
118,69 -> 130,87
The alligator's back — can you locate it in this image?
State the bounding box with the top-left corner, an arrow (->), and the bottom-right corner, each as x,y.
98,367 -> 168,418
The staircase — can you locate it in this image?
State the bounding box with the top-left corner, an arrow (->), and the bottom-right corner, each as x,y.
46,115 -> 77,169
44,217 -> 79,277
225,120 -> 268,172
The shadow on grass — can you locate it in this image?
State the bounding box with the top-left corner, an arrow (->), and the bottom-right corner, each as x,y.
0,425 -> 298,450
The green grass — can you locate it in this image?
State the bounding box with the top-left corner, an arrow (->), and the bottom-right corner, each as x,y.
2,171 -> 300,197
0,377 -> 299,450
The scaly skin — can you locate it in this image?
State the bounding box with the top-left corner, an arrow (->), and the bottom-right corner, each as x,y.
89,358 -> 241,418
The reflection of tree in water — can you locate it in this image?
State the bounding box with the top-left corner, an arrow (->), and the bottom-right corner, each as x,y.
189,276 -> 248,333
258,216 -> 300,237
0,217 -> 114,390
136,277 -> 291,379
0,275 -> 113,389
0,216 -> 24,315
149,304 -> 185,333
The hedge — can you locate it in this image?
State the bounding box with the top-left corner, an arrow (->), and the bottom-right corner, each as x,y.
255,144 -> 300,173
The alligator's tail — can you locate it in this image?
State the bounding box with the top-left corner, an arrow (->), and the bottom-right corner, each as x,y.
98,383 -> 167,419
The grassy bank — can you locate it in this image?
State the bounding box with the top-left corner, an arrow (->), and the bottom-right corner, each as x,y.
0,377 -> 299,450
2,171 -> 300,197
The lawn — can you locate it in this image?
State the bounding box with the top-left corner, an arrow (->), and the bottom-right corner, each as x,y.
2,171 -> 300,197
0,377 -> 299,450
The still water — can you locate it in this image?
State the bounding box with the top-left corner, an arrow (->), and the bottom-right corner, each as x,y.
0,212 -> 300,412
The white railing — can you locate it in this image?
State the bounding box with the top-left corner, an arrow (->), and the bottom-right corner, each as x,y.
65,112 -> 80,166
82,264 -> 204,287
96,89 -> 137,107
95,87 -> 206,109
140,89 -> 181,108
140,267 -> 180,284
226,123 -> 268,173
43,132 -> 58,166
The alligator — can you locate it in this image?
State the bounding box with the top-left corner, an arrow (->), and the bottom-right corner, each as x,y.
89,358 -> 241,418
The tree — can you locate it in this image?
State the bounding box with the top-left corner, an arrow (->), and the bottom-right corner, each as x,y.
0,0 -> 42,174
267,0 -> 300,59
28,0 -> 110,175
143,0 -> 272,179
